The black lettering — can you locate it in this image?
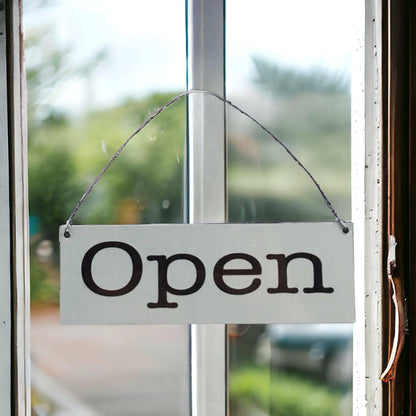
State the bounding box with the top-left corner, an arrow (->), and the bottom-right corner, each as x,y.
81,241 -> 143,296
267,252 -> 333,294
147,254 -> 205,308
214,253 -> 261,295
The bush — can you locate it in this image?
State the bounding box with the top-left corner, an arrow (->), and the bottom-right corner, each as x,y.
229,366 -> 351,416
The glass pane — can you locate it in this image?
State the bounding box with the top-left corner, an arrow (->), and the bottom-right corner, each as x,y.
226,0 -> 353,414
25,1 -> 188,415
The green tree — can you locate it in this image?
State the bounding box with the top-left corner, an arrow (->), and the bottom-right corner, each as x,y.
228,57 -> 351,223
252,56 -> 349,97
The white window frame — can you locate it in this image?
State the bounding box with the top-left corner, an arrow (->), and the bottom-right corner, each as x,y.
187,1 -> 227,415
0,4 -> 12,413
352,0 -> 384,414
0,0 -> 30,414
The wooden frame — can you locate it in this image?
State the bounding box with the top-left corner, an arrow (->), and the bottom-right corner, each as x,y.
3,0 -> 30,414
383,0 -> 416,413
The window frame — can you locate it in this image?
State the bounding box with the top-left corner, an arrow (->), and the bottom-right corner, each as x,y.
351,0 -> 384,414
1,0 -> 30,414
186,1 -> 228,415
382,0 -> 416,413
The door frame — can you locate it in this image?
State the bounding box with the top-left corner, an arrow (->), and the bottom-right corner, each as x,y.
1,0 -> 30,414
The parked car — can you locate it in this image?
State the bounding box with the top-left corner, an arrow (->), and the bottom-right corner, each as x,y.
257,324 -> 353,386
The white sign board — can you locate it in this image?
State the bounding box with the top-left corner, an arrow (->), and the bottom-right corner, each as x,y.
60,223 -> 354,324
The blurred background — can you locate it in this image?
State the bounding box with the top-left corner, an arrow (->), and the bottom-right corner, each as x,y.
25,0 -> 353,415
226,2 -> 352,415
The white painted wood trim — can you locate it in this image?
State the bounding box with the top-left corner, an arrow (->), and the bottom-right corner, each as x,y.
352,0 -> 384,413
0,3 -> 12,413
5,0 -> 30,413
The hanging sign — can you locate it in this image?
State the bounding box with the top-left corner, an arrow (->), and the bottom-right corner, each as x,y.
60,222 -> 354,324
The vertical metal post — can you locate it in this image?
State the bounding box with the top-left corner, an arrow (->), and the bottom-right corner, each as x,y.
187,0 -> 227,415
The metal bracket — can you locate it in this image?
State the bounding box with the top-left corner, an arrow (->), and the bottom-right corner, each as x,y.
381,235 -> 407,382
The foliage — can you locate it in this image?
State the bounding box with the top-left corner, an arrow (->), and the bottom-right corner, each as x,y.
252,57 -> 349,97
228,57 -> 351,223
28,91 -> 185,303
29,144 -> 84,245
30,91 -> 185,224
229,366 -> 351,416
30,256 -> 59,305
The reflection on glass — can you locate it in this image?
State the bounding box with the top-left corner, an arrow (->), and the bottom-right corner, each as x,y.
226,0 -> 353,414
25,1 -> 188,415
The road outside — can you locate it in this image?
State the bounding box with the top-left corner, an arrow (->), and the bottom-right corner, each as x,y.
31,307 -> 189,416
